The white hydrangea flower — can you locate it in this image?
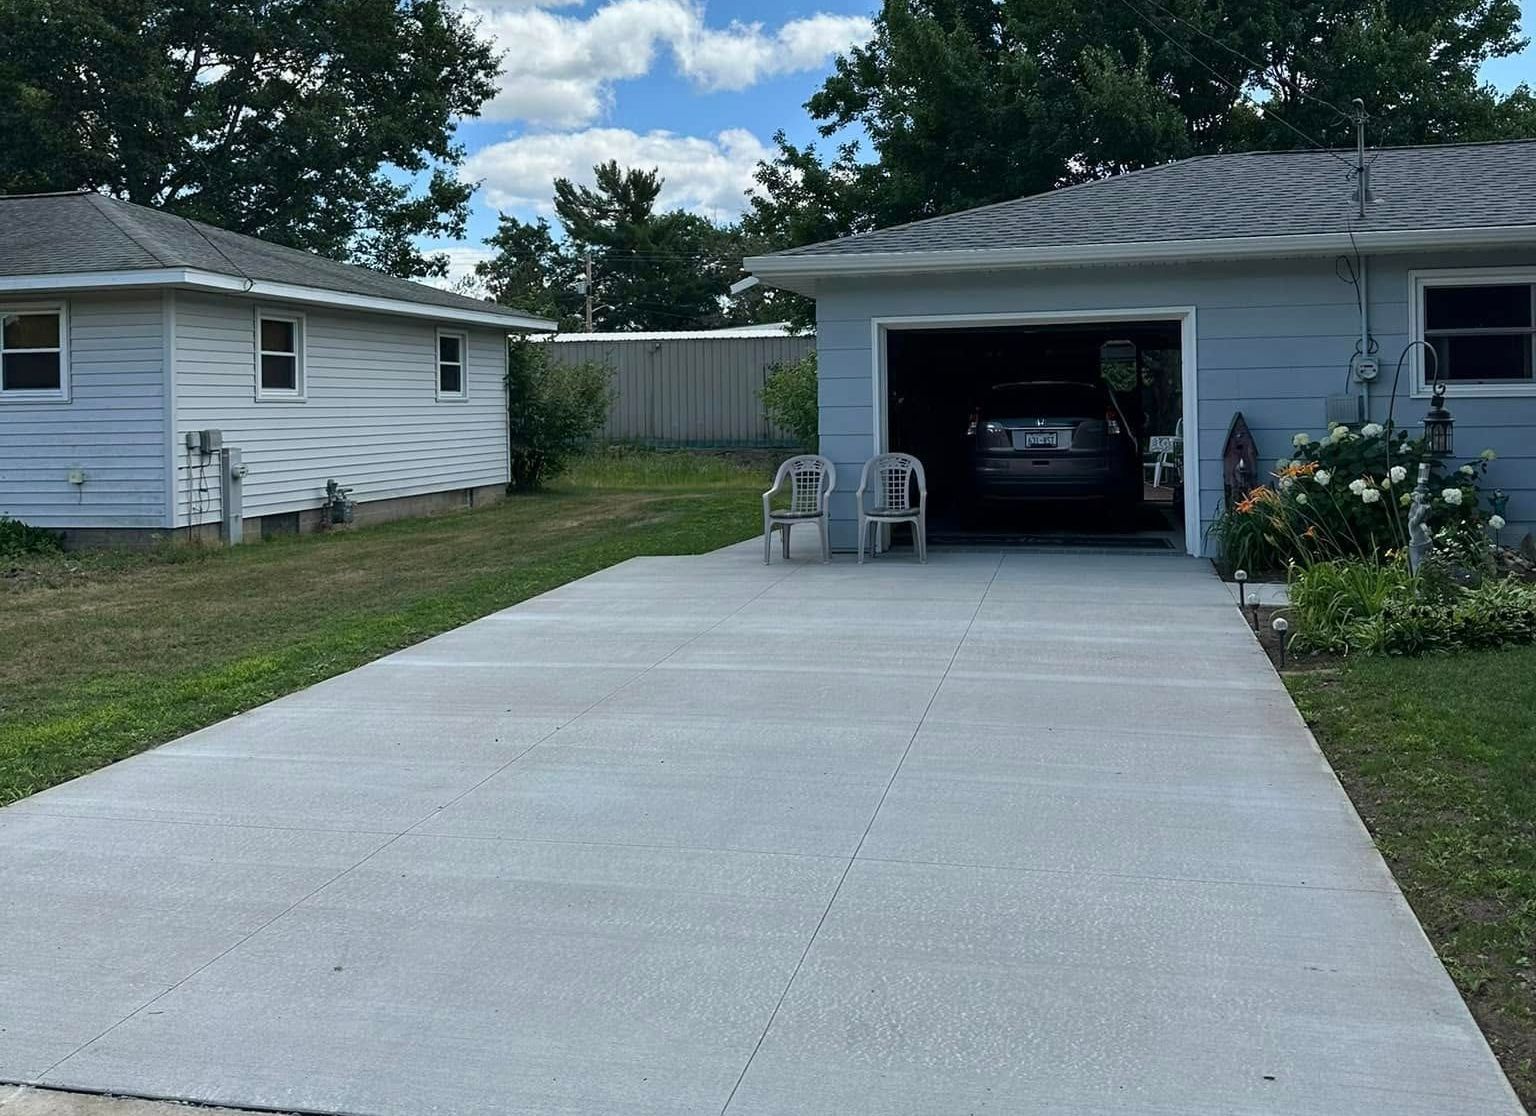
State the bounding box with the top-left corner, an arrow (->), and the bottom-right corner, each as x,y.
1360,423 -> 1384,438
1329,425 -> 1350,442
1348,478 -> 1367,495
1389,465 -> 1408,483
1296,492 -> 1309,505
1490,515 -> 1507,530
1442,488 -> 1464,506
1293,432 -> 1312,448
1459,464 -> 1476,476
1275,457 -> 1292,471
1481,449 -> 1498,461
1400,492 -> 1413,507
1313,470 -> 1332,486
1361,488 -> 1381,505
1279,476 -> 1295,492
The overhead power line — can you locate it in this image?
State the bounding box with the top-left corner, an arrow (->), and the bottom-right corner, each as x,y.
1113,0 -> 1359,172
1130,0 -> 1358,126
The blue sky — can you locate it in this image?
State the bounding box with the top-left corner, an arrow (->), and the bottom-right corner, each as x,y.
435,0 -> 1536,281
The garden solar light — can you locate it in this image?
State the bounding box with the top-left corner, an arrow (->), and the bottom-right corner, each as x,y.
1422,380 -> 1455,457
1272,616 -> 1290,667
1234,568 -> 1248,608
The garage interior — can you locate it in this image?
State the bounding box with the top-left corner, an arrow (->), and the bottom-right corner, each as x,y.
885,321 -> 1184,548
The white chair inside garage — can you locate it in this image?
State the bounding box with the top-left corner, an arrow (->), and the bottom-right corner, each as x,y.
762,454 -> 836,563
856,452 -> 928,564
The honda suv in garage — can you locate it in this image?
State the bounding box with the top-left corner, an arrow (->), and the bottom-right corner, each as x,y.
966,380 -> 1142,510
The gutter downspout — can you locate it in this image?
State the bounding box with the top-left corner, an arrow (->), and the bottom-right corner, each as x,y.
1358,255 -> 1371,421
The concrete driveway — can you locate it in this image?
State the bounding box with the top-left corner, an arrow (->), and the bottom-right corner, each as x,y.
0,543 -> 1522,1115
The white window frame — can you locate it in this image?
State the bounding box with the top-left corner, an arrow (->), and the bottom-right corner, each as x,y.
0,302 -> 69,403
254,307 -> 306,401
435,328 -> 468,401
1409,267 -> 1536,398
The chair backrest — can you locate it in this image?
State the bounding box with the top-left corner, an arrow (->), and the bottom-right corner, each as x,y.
862,453 -> 925,512
774,455 -> 836,514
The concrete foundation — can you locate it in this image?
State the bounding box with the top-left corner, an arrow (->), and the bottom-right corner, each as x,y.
55,484 -> 507,551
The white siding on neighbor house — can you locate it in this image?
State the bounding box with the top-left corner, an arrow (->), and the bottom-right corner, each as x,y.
0,292 -> 167,529
814,247 -> 1536,553
171,292 -> 508,525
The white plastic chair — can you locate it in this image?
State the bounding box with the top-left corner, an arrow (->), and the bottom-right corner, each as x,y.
1144,418 -> 1184,488
762,454 -> 836,564
856,453 -> 927,564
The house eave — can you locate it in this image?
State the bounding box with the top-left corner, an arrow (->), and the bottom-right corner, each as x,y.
744,224 -> 1536,292
0,268 -> 557,332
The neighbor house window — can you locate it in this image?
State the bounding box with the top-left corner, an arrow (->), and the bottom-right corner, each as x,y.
1414,270 -> 1536,396
0,306 -> 66,400
255,309 -> 305,400
437,329 -> 467,400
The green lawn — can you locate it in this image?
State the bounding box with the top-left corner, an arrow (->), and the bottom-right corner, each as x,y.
1288,650 -> 1536,1104
0,451 -> 767,806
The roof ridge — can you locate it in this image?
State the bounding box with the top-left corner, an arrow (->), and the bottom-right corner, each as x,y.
86,193 -> 176,268
783,154 -> 1222,255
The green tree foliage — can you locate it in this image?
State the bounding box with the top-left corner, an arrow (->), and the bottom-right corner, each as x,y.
0,0 -> 499,277
758,352 -> 819,449
750,0 -> 1536,239
505,338 -> 614,488
478,161 -> 791,332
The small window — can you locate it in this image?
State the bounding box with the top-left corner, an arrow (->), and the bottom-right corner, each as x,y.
1418,275 -> 1536,393
255,310 -> 304,400
437,330 -> 467,399
1,308 -> 66,399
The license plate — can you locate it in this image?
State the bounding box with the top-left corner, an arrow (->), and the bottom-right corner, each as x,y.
1017,431 -> 1058,449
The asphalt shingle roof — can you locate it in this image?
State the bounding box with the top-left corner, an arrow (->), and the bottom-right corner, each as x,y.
0,191 -> 541,323
773,141 -> 1536,257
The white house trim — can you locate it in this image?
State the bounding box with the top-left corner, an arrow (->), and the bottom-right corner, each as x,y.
0,300 -> 70,403
869,306 -> 1201,558
254,306 -> 307,402
1407,266 -> 1536,398
435,327 -> 469,402
748,224 -> 1536,288
0,268 -> 556,332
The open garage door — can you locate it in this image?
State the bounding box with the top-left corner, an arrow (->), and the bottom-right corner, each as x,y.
879,313 -> 1194,553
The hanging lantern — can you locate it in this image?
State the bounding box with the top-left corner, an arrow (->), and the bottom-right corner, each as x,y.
1422,381 -> 1454,457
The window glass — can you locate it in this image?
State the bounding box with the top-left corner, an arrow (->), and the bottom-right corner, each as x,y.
439,335 -> 461,364
439,363 -> 463,395
1425,285 -> 1532,331
260,318 -> 296,353
1,311 -> 63,393
438,333 -> 465,396
4,312 -> 60,349
261,353 -> 297,391
1431,334 -> 1533,382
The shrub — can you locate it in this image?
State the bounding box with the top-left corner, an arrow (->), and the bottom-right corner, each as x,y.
506,338 -> 614,489
759,351 -> 818,449
1211,421 -> 1501,570
0,516 -> 62,559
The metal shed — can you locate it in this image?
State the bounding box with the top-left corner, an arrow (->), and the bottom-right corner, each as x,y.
542,323 -> 813,448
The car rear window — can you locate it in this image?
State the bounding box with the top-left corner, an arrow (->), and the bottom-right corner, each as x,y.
983,382 -> 1103,419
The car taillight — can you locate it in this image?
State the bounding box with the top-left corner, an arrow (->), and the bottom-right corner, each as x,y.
979,421 -> 1011,449
1105,408 -> 1121,436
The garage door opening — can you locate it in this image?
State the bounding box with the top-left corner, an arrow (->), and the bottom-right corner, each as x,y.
883,318 -> 1187,550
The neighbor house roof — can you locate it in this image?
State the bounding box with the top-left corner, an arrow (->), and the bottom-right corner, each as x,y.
545,323 -> 801,342
746,140 -> 1536,288
0,191 -> 555,331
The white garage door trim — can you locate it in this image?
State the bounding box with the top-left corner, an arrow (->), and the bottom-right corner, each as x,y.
870,306 -> 1201,558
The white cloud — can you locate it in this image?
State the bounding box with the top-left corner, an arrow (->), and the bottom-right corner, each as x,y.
463,126 -> 773,218
419,245 -> 496,293
466,0 -> 871,126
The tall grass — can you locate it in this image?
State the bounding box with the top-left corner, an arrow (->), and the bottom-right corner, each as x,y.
1287,556 -> 1416,653
558,445 -> 774,490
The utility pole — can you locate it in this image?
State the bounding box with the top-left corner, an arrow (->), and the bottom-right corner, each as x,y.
584,249 -> 594,332
1352,97 -> 1369,219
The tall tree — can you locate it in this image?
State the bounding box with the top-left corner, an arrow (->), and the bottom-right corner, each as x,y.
750,0 -> 1536,241
0,0 -> 499,277
551,161 -> 745,331
474,215 -> 584,329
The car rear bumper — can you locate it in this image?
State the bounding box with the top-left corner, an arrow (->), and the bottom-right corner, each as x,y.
969,455 -> 1141,502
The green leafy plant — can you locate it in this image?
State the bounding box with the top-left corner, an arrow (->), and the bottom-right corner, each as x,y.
1287,555 -> 1418,653
505,338 -> 614,489
0,517 -> 62,560
758,351 -> 818,449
